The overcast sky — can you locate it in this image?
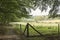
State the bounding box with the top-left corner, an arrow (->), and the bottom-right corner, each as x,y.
30,7 -> 51,16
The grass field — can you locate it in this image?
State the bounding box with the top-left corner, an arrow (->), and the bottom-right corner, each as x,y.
11,21 -> 60,40
12,22 -> 59,35
25,24 -> 58,36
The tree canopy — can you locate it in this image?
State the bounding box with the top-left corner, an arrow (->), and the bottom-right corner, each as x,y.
30,0 -> 60,18
0,0 -> 60,24
0,0 -> 33,24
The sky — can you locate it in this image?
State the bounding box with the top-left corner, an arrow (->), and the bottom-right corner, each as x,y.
30,7 -> 51,16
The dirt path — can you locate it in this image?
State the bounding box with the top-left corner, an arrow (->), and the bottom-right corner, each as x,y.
0,27 -> 21,40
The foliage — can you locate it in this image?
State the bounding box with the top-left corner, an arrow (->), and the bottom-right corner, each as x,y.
0,0 -> 34,24
33,16 -> 47,21
0,0 -> 34,34
0,0 -> 60,24
30,0 -> 60,18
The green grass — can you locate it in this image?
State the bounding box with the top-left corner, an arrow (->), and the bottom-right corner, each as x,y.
13,24 -> 59,36
13,23 -> 59,40
29,26 -> 58,36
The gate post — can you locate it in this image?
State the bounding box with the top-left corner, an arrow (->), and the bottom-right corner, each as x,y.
26,23 -> 29,37
20,24 -> 22,34
58,24 -> 59,36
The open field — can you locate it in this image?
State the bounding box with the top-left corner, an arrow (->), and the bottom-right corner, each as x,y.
14,24 -> 58,35
10,20 -> 60,40
12,21 -> 60,36
10,19 -> 60,25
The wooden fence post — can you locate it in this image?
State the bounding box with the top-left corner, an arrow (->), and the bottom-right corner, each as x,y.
58,24 -> 59,37
20,24 -> 22,35
26,23 -> 29,37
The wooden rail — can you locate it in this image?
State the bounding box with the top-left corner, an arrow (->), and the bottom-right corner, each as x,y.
23,23 -> 43,37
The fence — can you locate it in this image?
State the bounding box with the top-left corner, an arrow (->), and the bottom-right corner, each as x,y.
0,23 -> 59,40
20,23 -> 60,37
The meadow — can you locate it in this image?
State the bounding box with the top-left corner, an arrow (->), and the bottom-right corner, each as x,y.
10,21 -> 60,40
11,22 -> 59,36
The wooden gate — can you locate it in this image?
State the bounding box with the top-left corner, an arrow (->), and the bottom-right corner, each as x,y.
23,23 -> 43,37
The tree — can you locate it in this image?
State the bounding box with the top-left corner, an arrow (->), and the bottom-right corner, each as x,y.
0,0 -> 60,34
0,0 -> 35,34
0,0 -> 33,24
0,0 -> 59,24
29,0 -> 60,18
